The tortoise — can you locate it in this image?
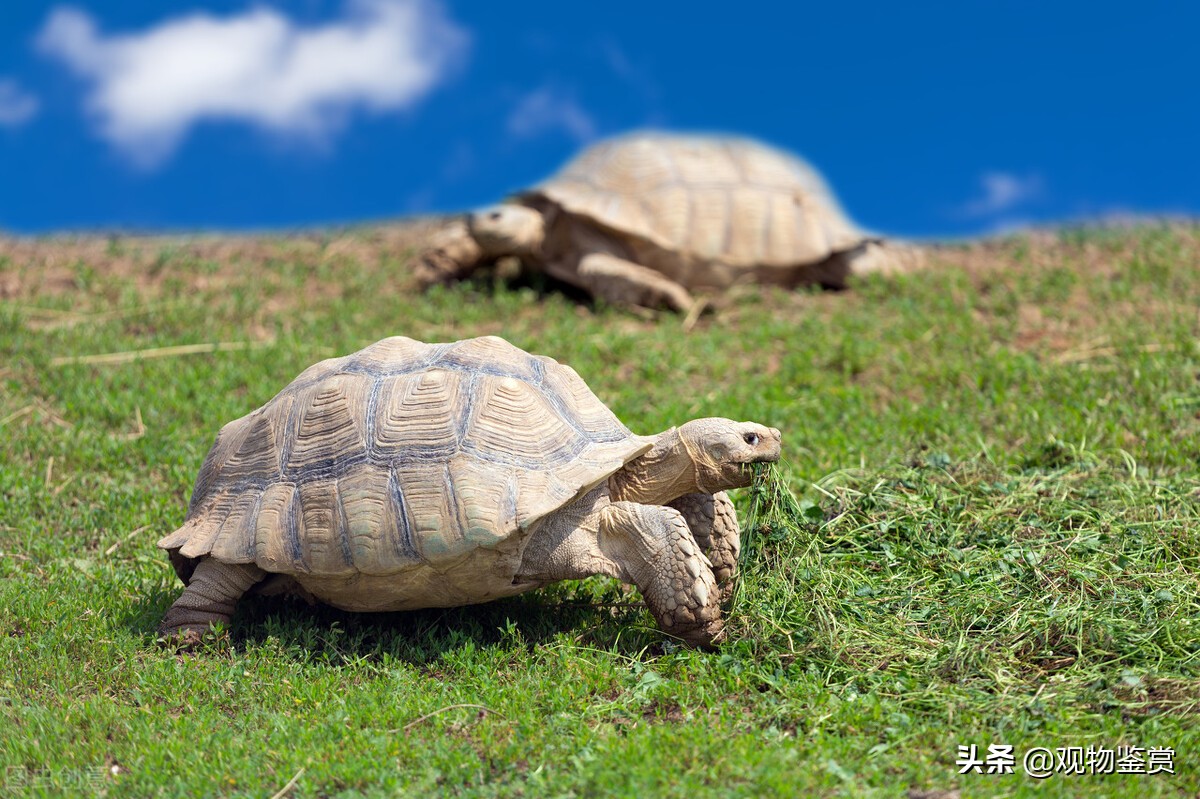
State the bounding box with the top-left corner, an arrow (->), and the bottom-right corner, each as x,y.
157,335 -> 781,648
416,132 -> 919,311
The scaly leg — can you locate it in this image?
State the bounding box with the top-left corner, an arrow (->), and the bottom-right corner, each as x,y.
668,491 -> 740,596
517,495 -> 722,648
159,558 -> 265,646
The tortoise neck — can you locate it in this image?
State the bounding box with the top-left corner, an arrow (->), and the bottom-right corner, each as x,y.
608,428 -> 701,505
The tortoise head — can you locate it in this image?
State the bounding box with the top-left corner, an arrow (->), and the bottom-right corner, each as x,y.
678,418 -> 782,493
414,218 -> 486,286
467,205 -> 546,258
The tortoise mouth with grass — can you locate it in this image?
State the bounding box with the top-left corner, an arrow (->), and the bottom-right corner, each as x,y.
416,132 -> 919,311
157,335 -> 781,648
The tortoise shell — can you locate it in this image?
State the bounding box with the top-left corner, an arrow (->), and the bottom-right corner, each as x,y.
524,133 -> 869,269
158,336 -> 653,587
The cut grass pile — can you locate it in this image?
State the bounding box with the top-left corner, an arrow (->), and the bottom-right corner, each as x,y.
1,223 -> 1198,797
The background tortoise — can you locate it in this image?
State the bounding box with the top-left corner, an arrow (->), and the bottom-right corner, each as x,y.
416,132 -> 920,311
158,335 -> 781,647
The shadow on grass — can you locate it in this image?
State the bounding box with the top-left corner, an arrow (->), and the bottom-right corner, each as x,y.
124,579 -> 664,666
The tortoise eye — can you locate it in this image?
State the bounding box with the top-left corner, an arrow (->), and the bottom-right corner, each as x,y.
743,433 -> 759,446
488,211 -> 502,221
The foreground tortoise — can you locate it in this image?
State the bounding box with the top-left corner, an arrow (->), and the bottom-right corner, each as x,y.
158,335 -> 781,647
417,132 -> 918,311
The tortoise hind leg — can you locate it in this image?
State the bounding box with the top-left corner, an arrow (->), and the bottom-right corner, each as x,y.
159,558 -> 266,647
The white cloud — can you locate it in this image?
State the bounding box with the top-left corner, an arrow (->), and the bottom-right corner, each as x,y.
36,0 -> 468,167
507,86 -> 596,143
961,171 -> 1043,217
0,79 -> 39,127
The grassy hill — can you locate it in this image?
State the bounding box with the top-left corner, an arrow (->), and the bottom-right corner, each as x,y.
1,223 -> 1197,797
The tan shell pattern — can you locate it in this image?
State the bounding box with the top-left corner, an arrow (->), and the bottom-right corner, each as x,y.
157,336 -> 652,577
530,133 -> 867,267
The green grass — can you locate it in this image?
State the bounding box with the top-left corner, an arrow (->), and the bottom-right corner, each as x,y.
1,224 -> 1198,797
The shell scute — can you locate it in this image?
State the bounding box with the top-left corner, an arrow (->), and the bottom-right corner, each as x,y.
179,493 -> 240,559
253,483 -> 298,572
337,466 -> 417,574
392,462 -> 463,561
434,336 -> 539,382
372,369 -> 462,461
538,363 -> 630,442
285,375 -> 370,474
449,457 -> 518,548
222,414 -> 281,480
464,375 -> 585,468
208,492 -> 261,562
351,336 -> 430,372
296,479 -> 354,575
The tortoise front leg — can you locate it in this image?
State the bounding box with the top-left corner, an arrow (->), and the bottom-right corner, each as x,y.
599,502 -> 723,647
668,491 -> 740,594
517,498 -> 722,647
576,253 -> 694,312
159,558 -> 265,647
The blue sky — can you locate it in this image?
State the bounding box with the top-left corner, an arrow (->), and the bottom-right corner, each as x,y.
0,1 -> 1196,237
